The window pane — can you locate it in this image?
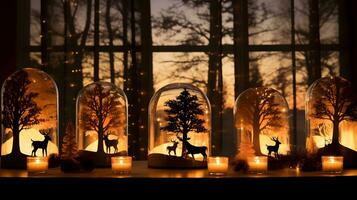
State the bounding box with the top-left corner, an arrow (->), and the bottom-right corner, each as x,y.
99,52 -> 124,88
70,0 -> 94,46
30,0 -> 41,45
321,51 -> 339,76
153,52 -> 208,91
295,0 -> 338,44
151,0 -> 209,45
249,52 -> 293,108
295,51 -> 308,110
249,0 -> 291,44
319,0 -> 338,44
222,0 -> 233,45
48,0 -> 65,46
222,55 -> 234,108
295,0 -> 309,44
82,52 -> 94,86
99,0 -> 124,46
29,52 -> 41,67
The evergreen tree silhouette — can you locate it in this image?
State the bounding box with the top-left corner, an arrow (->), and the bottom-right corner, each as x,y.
1,70 -> 42,156
61,122 -> 79,161
161,88 -> 207,158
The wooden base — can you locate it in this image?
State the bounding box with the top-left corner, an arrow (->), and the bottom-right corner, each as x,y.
148,153 -> 207,169
0,161 -> 356,197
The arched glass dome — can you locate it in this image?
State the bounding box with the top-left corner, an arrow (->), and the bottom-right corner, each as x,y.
305,76 -> 357,167
148,83 -> 211,168
76,81 -> 128,167
1,68 -> 59,168
234,87 -> 290,160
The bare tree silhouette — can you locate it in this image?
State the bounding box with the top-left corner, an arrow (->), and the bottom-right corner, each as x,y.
1,70 -> 43,157
236,88 -> 283,155
311,77 -> 357,147
80,83 -> 125,156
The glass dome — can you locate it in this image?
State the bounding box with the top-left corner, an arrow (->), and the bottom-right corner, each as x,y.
305,76 -> 357,167
76,81 -> 128,167
1,68 -> 59,169
234,87 -> 290,160
148,83 -> 211,168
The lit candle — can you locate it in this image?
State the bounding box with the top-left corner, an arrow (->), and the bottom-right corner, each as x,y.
321,156 -> 343,173
207,157 -> 229,175
247,156 -> 268,174
111,156 -> 132,174
27,157 -> 49,174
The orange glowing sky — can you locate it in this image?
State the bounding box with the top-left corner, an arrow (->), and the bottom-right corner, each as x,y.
28,0 -> 339,111
1,68 -> 58,156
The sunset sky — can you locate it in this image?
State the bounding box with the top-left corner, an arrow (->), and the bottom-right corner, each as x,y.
28,0 -> 339,111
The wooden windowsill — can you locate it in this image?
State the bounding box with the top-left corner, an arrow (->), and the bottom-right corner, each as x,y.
0,161 -> 356,196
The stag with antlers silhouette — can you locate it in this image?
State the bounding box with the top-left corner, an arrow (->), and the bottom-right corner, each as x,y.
266,137 -> 281,158
103,132 -> 119,154
31,128 -> 52,157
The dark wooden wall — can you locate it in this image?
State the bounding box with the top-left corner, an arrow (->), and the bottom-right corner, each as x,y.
348,0 -> 357,90
0,1 -> 17,86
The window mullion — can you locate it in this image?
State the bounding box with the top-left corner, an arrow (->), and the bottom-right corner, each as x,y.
93,0 -> 100,81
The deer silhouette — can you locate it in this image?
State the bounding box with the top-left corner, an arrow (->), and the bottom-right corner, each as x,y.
31,128 -> 52,157
167,140 -> 179,156
266,137 -> 281,158
177,136 -> 207,160
103,132 -> 119,154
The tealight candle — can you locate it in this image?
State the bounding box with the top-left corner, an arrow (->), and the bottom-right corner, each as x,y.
111,156 -> 132,174
27,157 -> 49,174
247,156 -> 268,174
207,157 -> 229,175
321,156 -> 343,173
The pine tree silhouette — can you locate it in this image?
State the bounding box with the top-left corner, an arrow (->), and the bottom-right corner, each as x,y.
236,130 -> 255,160
61,122 -> 79,161
1,70 -> 43,156
161,88 -> 207,158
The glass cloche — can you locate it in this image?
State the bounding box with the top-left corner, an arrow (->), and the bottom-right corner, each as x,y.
76,81 -> 128,167
234,87 -> 290,161
1,68 -> 59,168
305,76 -> 357,168
148,83 -> 211,168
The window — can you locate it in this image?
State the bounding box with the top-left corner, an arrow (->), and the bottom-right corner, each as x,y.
19,0 -> 343,158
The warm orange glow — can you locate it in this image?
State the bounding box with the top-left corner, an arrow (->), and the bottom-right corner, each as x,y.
149,142 -> 205,161
27,157 -> 49,173
340,122 -> 357,151
308,120 -> 357,151
259,134 -> 290,155
247,156 -> 268,173
83,132 -> 128,153
321,156 -> 343,173
111,156 -> 132,174
207,157 -> 229,175
1,128 -> 58,156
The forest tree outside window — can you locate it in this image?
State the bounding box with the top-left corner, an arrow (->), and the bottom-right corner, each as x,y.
17,0 -> 345,159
